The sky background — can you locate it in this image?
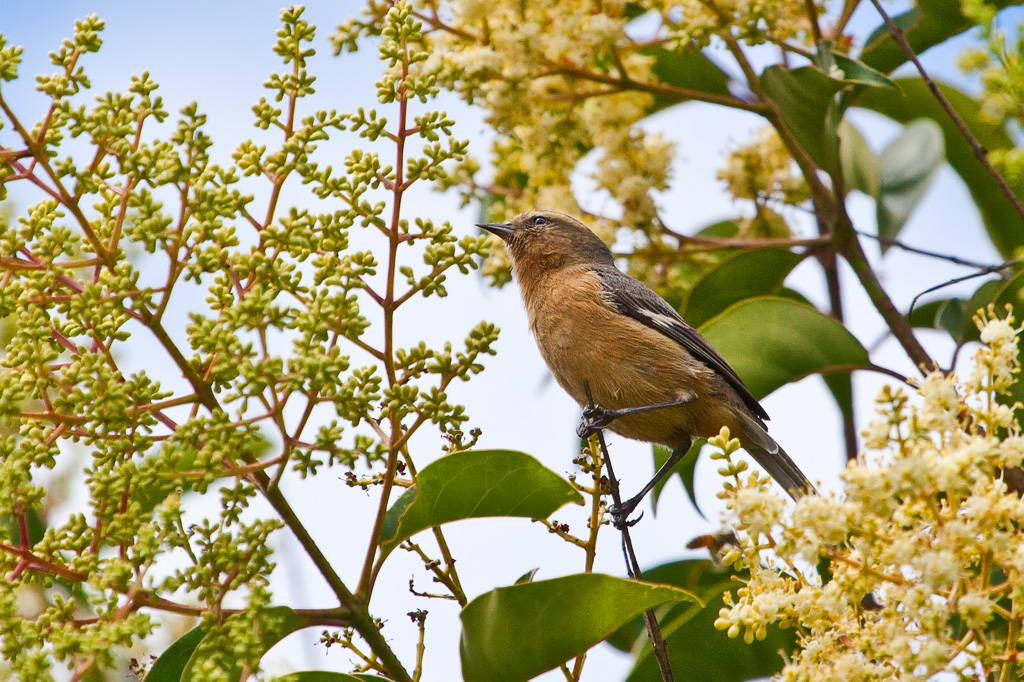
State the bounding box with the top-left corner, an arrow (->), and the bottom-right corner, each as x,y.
0,2 -> 1014,680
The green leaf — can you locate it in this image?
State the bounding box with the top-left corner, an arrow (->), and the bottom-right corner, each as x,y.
0,505 -> 45,546
876,119 -> 945,247
860,0 -> 1024,75
379,450 -> 583,559
682,248 -> 804,328
651,441 -> 704,518
908,279 -> 1003,345
908,297 -> 952,329
912,296 -> 968,339
272,674 -> 390,682
776,286 -> 815,305
460,573 -> 698,682
605,559 -> 798,682
144,626 -> 205,682
182,607 -> 302,682
651,443 -> 697,513
699,297 -> 872,398
839,119 -> 880,197
697,220 -> 741,238
628,586 -> 795,681
829,51 -> 899,91
607,559 -> 735,652
823,372 -> 855,436
643,46 -> 733,113
965,279 -> 1004,342
857,79 -> 1024,258
622,2 -> 650,20
995,270 -> 1024,313
760,65 -> 844,172
515,568 -> 539,585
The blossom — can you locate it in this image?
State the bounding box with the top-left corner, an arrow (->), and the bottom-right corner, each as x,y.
712,310 -> 1024,680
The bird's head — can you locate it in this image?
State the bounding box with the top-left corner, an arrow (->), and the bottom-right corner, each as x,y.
477,210 -> 614,275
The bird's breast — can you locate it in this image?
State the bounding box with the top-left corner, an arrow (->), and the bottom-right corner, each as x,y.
523,270 -> 731,447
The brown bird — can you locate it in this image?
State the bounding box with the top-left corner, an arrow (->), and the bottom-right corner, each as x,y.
479,210 -> 814,522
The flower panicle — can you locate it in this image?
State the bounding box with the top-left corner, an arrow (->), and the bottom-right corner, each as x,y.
710,310 -> 1024,680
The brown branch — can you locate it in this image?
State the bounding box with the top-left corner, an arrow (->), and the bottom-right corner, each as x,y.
836,218 -> 937,371
803,0 -> 824,45
866,0 -> 1024,223
831,0 -> 861,38
553,62 -> 766,113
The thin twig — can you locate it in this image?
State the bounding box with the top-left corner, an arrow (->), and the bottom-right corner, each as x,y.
866,0 -> 1024,224
908,264 -> 1017,317
553,62 -> 766,113
583,383 -> 674,682
857,229 -> 1021,272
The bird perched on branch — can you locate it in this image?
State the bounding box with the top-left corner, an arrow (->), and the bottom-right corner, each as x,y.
478,210 -> 815,523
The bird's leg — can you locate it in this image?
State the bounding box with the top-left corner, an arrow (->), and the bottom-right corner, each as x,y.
576,392 -> 695,440
609,442 -> 691,530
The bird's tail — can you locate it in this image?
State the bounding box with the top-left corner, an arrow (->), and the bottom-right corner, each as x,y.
736,413 -> 816,500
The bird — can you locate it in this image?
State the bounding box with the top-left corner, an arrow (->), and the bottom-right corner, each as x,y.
478,209 -> 815,523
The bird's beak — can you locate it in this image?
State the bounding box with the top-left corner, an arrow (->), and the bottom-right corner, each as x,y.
477,222 -> 514,239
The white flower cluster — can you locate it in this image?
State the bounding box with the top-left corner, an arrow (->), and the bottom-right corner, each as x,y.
713,308 -> 1024,681
660,0 -> 817,50
718,126 -> 810,207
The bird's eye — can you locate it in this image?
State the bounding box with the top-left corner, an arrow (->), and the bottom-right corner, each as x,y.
530,215 -> 549,227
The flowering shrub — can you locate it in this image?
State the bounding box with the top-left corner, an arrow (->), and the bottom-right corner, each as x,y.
715,309 -> 1024,681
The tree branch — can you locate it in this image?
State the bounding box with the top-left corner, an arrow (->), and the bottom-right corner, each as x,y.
866,0 -> 1024,223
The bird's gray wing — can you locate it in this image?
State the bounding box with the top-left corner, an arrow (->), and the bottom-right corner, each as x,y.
595,266 -> 770,423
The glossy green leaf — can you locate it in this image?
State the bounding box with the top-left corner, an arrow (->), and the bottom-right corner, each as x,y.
272,674 -> 390,682
651,441 -> 704,518
460,573 -> 698,682
699,297 -> 872,398
839,119 -> 880,197
876,119 -> 945,247
607,559 -> 736,652
860,0 -> 1024,75
682,248 -> 804,328
857,79 -> 1024,258
379,450 -> 583,558
144,625 -> 205,682
182,607 -> 302,682
760,65 -> 844,172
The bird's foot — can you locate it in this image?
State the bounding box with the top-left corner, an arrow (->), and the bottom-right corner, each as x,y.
608,497 -> 644,530
577,403 -> 619,440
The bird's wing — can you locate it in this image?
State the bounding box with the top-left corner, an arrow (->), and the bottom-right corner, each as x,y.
596,267 -> 770,422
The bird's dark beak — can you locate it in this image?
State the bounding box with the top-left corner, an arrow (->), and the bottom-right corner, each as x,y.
477,222 -> 514,239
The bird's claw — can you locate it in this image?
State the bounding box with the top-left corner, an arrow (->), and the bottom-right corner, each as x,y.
608,504 -> 643,530
577,404 -> 617,439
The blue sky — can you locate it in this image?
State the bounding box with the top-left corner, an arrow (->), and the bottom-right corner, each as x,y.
0,3 -> 1012,680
